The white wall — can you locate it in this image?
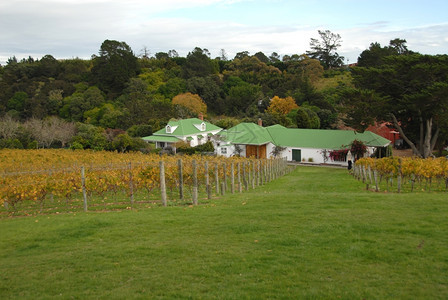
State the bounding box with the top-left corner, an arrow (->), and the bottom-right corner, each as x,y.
282,147 -> 347,165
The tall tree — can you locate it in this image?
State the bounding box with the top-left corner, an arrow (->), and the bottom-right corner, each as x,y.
351,54 -> 448,158
182,47 -> 218,78
306,30 -> 344,69
91,40 -> 139,97
357,38 -> 412,67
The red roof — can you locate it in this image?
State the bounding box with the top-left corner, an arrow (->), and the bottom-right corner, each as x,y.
366,122 -> 400,142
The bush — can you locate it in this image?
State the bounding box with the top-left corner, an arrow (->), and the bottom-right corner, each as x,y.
177,141 -> 215,155
0,138 -> 24,149
195,141 -> 215,153
127,124 -> 152,137
70,141 -> 84,150
26,140 -> 38,149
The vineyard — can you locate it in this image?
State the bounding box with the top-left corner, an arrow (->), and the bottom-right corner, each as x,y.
0,149 -> 291,216
354,156 -> 448,192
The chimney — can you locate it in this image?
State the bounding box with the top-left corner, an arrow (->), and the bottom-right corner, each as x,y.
258,118 -> 262,127
199,113 -> 204,121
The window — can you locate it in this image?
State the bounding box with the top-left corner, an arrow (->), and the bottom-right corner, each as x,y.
221,147 -> 227,154
166,125 -> 171,133
159,142 -> 166,148
201,122 -> 206,131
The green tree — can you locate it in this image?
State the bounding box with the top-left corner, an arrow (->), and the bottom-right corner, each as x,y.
294,107 -> 310,128
306,30 -> 344,69
186,76 -> 222,114
91,40 -> 139,97
225,83 -> 263,116
72,123 -> 108,150
357,39 -> 413,67
351,54 -> 448,158
182,47 -> 218,78
7,92 -> 29,117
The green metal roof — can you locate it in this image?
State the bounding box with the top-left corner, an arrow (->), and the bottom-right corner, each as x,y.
152,118 -> 221,137
218,123 -> 273,145
266,126 -> 390,149
142,135 -> 182,143
220,122 -> 390,149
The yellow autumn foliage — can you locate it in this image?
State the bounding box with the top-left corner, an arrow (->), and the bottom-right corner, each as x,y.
266,96 -> 298,116
172,92 -> 207,115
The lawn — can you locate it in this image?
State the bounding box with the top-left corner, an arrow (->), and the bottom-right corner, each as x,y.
1,166 -> 447,299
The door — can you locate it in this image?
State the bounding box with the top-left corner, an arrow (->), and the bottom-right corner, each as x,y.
292,149 -> 301,162
246,145 -> 267,159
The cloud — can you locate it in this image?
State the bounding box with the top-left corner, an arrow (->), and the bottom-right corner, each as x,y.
1,0 -> 447,65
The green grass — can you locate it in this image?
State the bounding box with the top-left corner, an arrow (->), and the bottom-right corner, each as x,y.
1,166 -> 447,299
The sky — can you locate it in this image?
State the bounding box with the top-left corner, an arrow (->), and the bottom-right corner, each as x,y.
1,0 -> 447,65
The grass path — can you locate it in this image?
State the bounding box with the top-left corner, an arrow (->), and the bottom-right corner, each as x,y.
1,166 -> 447,299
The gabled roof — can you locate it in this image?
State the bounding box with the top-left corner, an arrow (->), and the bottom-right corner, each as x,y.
144,118 -> 222,139
218,123 -> 274,145
220,122 -> 390,149
267,126 -> 391,149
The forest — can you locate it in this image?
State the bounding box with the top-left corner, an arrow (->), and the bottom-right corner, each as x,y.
0,31 -> 447,157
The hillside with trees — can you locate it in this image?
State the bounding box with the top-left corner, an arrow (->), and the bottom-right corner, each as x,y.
0,33 -> 446,155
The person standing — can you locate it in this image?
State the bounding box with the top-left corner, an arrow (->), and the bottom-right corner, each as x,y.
347,150 -> 353,170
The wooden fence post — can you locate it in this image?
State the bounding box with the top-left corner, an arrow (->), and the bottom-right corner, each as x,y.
238,162 -> 242,193
252,161 -> 256,189
374,169 -> 379,192
221,182 -> 225,196
178,159 -> 184,200
205,161 -> 211,199
129,162 -> 134,208
243,161 -> 248,191
159,161 -> 167,206
397,158 -> 402,193
215,162 -> 219,195
223,163 -> 227,193
81,166 -> 88,212
192,159 -> 198,205
231,162 -> 235,194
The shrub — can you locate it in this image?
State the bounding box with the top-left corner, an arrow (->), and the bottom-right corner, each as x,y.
70,141 -> 84,150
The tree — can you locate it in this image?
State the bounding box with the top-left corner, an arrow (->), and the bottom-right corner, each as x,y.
186,76 -> 222,113
225,83 -> 263,116
24,117 -> 76,148
338,87 -> 385,131
351,54 -> 448,158
182,47 -> 218,78
91,40 -> 139,96
295,107 -> 310,128
285,55 -> 324,82
357,39 -> 412,67
172,93 -> 207,117
271,145 -> 286,157
234,51 -> 250,60
293,107 -> 320,129
0,115 -> 20,139
389,38 -> 410,55
306,30 -> 344,69
266,96 -> 299,115
254,52 -> 270,64
7,92 -> 30,118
